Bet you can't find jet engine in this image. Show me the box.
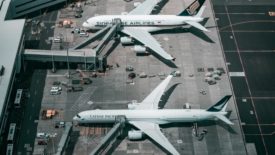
[128,100,139,110]
[132,45,147,54]
[128,130,143,140]
[120,37,133,45]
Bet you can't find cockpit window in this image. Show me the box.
[76,114,81,118]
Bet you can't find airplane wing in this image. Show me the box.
[121,27,174,60]
[136,73,173,109]
[128,0,161,15]
[129,121,180,155]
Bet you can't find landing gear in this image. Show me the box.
[192,122,208,141]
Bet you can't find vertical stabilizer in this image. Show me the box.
[178,0,206,16]
[207,95,232,112]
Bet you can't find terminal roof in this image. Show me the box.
[0,0,25,114]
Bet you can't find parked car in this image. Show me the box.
[55,121,65,128]
[79,31,89,37]
[50,86,62,95]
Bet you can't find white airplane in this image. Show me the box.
[73,73,234,155]
[82,0,208,61]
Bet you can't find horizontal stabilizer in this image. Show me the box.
[215,114,234,125]
[185,21,209,32]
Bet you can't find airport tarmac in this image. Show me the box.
[213,2,275,155]
[12,0,249,154]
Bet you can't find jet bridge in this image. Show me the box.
[90,115,126,155]
[72,18,122,56]
[71,25,113,50]
[23,18,122,71]
[24,49,96,63]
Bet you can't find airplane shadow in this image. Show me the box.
[105,127,128,155]
[189,18,215,43]
[146,50,178,68]
[65,130,80,155]
[152,18,215,44]
[104,39,121,58]
[128,124,174,155]
[159,83,182,109]
[151,0,169,15]
[160,110,237,134]
[161,119,237,135]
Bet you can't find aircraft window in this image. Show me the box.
[76,114,81,118]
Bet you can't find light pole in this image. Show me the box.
[84,51,87,71]
[66,46,70,79]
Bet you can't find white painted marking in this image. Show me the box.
[47,74,65,77]
[229,72,245,77]
[163,37,169,41]
[216,13,265,15]
[250,110,254,115]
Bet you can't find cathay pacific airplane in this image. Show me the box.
[82,0,208,61]
[73,73,234,155]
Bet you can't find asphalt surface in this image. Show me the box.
[16,69,46,155]
[1,0,253,154]
[13,9,57,155]
[212,3,275,155]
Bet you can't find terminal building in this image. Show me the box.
[0,0,73,146]
[0,0,25,145]
[0,0,110,146]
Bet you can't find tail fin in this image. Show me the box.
[178,0,206,16]
[207,95,232,112]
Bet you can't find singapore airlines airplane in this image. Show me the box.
[82,0,208,61]
[73,73,234,155]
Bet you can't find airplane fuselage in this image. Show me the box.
[83,15,203,32]
[74,109,226,124]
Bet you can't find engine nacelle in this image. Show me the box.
[120,37,133,45]
[134,2,141,7]
[133,45,147,54]
[128,130,143,140]
[128,100,139,110]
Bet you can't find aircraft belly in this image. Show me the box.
[80,117,116,124]
[128,117,169,124]
[163,117,197,122]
